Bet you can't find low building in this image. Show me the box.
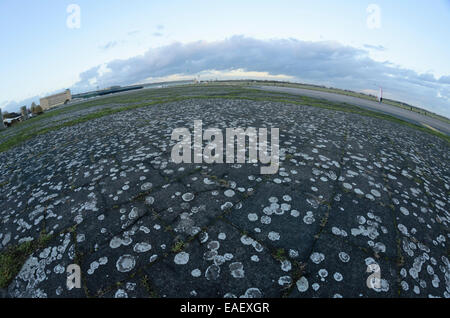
[40,89,72,110]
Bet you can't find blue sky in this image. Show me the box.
[1,0,450,116]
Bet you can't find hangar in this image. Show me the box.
[40,89,71,110]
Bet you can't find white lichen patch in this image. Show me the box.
[240,235,254,245]
[205,264,220,280]
[400,207,410,216]
[371,189,381,197]
[333,272,343,282]
[174,252,190,265]
[268,231,280,241]
[141,182,153,191]
[296,277,309,292]
[116,254,136,272]
[338,252,350,263]
[278,276,293,286]
[242,288,262,298]
[182,192,195,202]
[281,259,292,272]
[133,242,152,253]
[224,189,235,198]
[229,262,245,278]
[110,236,132,249]
[310,252,325,264]
[218,233,227,240]
[303,211,315,224]
[191,269,202,277]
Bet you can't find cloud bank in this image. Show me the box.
[4,36,450,117]
[72,36,450,117]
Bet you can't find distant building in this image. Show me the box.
[40,89,72,110]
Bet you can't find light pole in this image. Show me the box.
[373,83,383,103]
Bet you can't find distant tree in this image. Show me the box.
[30,102,36,114]
[34,105,44,115]
[2,111,8,119]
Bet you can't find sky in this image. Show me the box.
[1,0,450,117]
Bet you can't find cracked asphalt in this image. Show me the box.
[0,89,449,298]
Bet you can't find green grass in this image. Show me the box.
[273,248,286,261]
[171,240,185,253]
[0,232,53,288]
[140,275,159,298]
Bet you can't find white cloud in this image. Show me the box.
[71,36,450,117]
[99,41,118,50]
[6,36,450,117]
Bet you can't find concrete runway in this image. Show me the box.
[254,85,450,136]
[1,86,449,297]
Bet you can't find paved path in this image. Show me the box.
[0,93,449,298]
[254,85,450,136]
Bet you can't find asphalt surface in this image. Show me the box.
[254,85,450,136]
[0,90,449,298]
